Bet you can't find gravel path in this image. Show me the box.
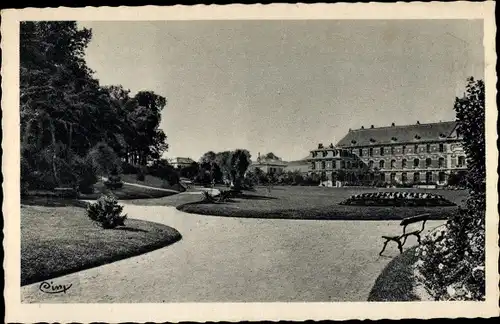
[21,203,444,303]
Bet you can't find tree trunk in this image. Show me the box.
[50,120,60,186]
[22,117,34,148]
[68,123,73,153]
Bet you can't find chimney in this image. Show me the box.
[361,126,364,129]
[391,122,395,127]
[348,128,351,132]
[370,125,374,129]
[417,121,420,124]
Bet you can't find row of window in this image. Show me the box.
[320,171,447,183]
[312,160,361,170]
[311,150,351,158]
[311,156,466,170]
[385,171,447,183]
[356,143,445,157]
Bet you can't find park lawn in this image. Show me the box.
[127,192,203,207]
[120,174,185,192]
[367,246,421,301]
[21,203,182,286]
[177,186,467,221]
[78,180,178,200]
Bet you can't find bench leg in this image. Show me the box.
[397,240,403,254]
[379,240,389,256]
[401,235,409,246]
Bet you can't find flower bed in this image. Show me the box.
[413,210,485,301]
[338,191,456,207]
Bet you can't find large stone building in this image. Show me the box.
[334,121,467,185]
[306,143,363,183]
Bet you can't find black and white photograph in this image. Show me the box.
[2,2,498,322]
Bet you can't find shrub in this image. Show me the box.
[74,155,98,194]
[122,161,138,174]
[136,166,146,181]
[104,174,123,190]
[148,159,180,185]
[87,142,121,176]
[414,77,485,301]
[87,194,127,229]
[201,191,217,203]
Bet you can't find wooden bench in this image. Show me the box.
[379,213,430,256]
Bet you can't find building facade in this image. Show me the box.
[335,121,467,185]
[169,157,195,169]
[249,153,288,174]
[306,143,364,183]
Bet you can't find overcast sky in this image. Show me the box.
[79,20,484,161]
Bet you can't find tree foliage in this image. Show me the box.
[414,77,485,301]
[20,21,169,191]
[197,149,252,187]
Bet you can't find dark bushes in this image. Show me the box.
[122,161,139,174]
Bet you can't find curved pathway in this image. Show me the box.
[21,202,444,303]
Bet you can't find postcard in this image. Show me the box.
[2,2,498,322]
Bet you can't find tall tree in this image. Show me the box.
[128,91,168,165]
[230,149,251,189]
[20,21,99,187]
[215,151,233,181]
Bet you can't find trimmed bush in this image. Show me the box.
[104,174,124,190]
[87,194,127,229]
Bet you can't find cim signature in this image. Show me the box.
[39,281,73,294]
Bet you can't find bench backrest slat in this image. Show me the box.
[400,213,431,226]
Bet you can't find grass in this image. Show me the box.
[127,191,202,207]
[176,186,466,221]
[21,202,182,286]
[367,246,420,301]
[78,180,178,200]
[120,174,185,192]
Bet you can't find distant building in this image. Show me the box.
[335,121,467,185]
[307,142,362,183]
[169,157,195,169]
[249,153,288,174]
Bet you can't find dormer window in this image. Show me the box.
[351,140,357,145]
[369,138,376,143]
[439,133,446,138]
[391,137,397,141]
[414,134,421,140]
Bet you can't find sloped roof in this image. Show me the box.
[253,157,288,166]
[172,157,194,164]
[336,121,458,147]
[285,160,306,166]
